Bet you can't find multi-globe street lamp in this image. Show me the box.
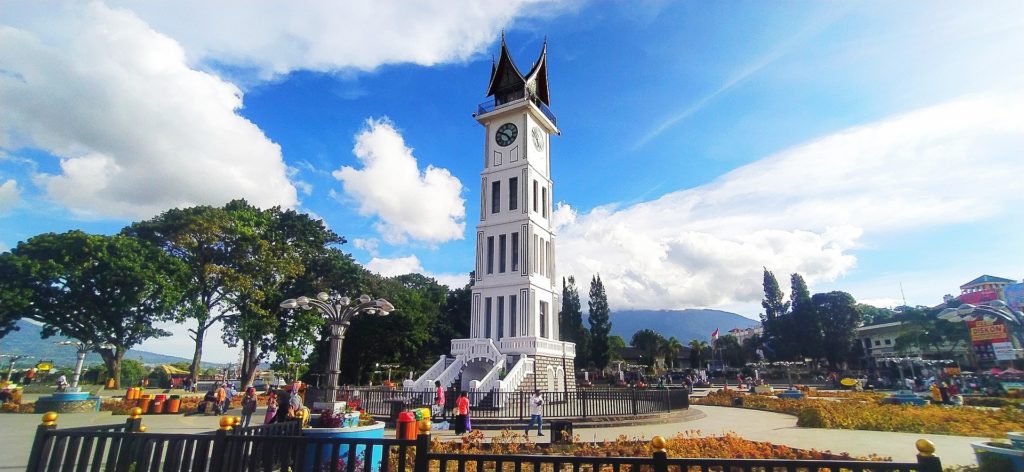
[56,341,115,392]
[938,301,1024,360]
[1,354,34,382]
[280,293,394,408]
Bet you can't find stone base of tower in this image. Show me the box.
[525,354,577,393]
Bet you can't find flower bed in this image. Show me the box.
[425,429,888,461]
[694,390,1024,437]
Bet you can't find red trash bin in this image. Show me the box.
[396,411,417,440]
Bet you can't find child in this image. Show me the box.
[240,387,258,428]
[264,392,279,424]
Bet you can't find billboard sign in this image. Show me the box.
[993,341,1018,361]
[969,320,1009,343]
[960,289,999,305]
[1005,283,1024,312]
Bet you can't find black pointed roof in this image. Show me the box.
[485,38,550,107]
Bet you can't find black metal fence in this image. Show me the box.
[27,413,942,472]
[327,388,689,421]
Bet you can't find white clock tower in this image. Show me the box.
[406,38,575,397]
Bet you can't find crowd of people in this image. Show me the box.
[196,380,306,426]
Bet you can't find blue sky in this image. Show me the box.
[2,1,1022,362]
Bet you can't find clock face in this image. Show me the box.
[495,123,518,147]
[531,127,545,151]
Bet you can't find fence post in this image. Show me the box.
[414,422,431,472]
[631,387,638,416]
[208,416,235,471]
[124,407,144,432]
[651,436,668,472]
[26,412,58,472]
[519,391,525,421]
[581,389,588,418]
[915,439,942,472]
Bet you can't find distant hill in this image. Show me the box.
[0,320,224,369]
[610,309,759,343]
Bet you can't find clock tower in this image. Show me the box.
[405,38,576,397]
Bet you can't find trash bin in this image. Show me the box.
[551,421,573,444]
[732,396,744,407]
[396,411,417,440]
[149,400,163,414]
[165,395,181,414]
[139,395,153,413]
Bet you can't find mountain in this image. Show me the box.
[0,320,224,369]
[609,309,759,343]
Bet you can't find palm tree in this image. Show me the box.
[663,337,683,370]
[688,339,709,369]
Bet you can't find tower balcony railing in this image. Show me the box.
[477,93,557,126]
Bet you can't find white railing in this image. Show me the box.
[404,355,448,390]
[498,337,576,358]
[434,355,465,391]
[451,338,503,364]
[469,355,506,406]
[498,356,534,394]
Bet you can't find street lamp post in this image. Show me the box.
[56,341,115,392]
[1,354,34,382]
[281,293,394,409]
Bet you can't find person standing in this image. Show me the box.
[240,387,258,427]
[525,390,544,436]
[25,368,36,385]
[214,383,227,414]
[263,392,278,424]
[454,391,469,435]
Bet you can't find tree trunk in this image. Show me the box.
[99,348,124,389]
[189,324,207,385]
[240,339,260,388]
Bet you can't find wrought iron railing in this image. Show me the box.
[477,94,557,126]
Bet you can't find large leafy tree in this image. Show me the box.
[559,276,590,368]
[588,274,612,370]
[0,250,29,340]
[893,305,970,360]
[123,205,235,385]
[0,231,187,385]
[713,335,745,367]
[813,291,862,368]
[759,268,790,360]
[220,201,344,388]
[630,329,664,366]
[790,273,822,360]
[662,336,684,370]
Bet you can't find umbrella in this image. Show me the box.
[990,367,1003,375]
[999,368,1024,376]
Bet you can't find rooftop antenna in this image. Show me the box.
[900,281,908,308]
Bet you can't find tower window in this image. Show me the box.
[542,187,548,218]
[485,297,492,339]
[532,234,538,274]
[510,295,517,336]
[539,301,548,338]
[492,180,500,214]
[497,296,504,339]
[499,234,507,273]
[509,177,518,211]
[511,232,519,272]
[486,236,494,274]
[533,180,538,212]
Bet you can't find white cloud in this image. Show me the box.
[0,3,297,219]
[558,94,1024,310]
[334,118,465,244]
[353,238,381,256]
[102,0,571,79]
[365,254,468,289]
[0,179,20,213]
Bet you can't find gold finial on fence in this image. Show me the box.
[129,407,143,419]
[41,411,58,427]
[219,416,234,431]
[418,419,431,434]
[138,425,147,433]
[915,439,936,457]
[232,416,241,426]
[651,436,667,453]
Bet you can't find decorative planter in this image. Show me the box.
[972,441,1024,471]
[303,422,385,472]
[888,391,928,406]
[777,389,805,400]
[1007,432,1024,450]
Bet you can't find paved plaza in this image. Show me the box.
[0,403,982,470]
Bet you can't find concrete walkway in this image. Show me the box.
[0,405,983,470]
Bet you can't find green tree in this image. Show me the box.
[0,249,28,340]
[759,268,790,360]
[0,231,187,385]
[790,273,822,361]
[662,336,684,370]
[688,339,709,369]
[812,291,862,368]
[857,304,895,325]
[124,205,236,385]
[630,329,664,366]
[559,276,590,368]
[893,305,970,360]
[587,274,612,370]
[713,335,744,367]
[221,201,345,388]
[608,335,626,361]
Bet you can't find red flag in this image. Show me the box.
[711,328,719,340]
